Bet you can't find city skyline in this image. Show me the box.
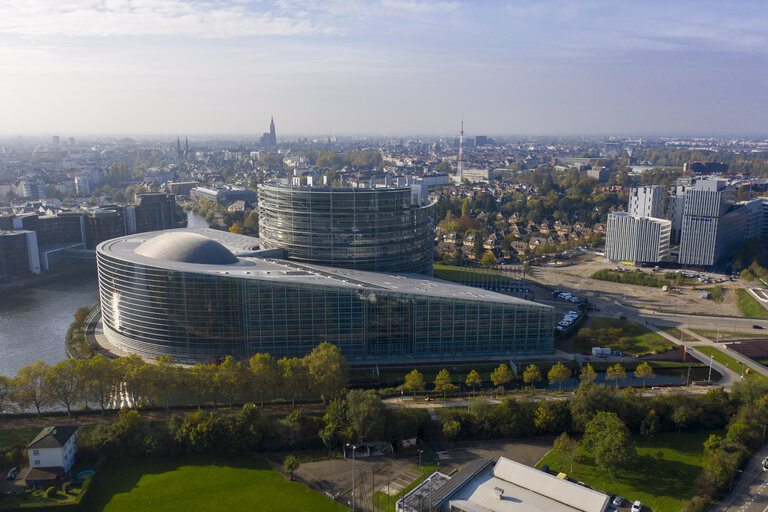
[1,0,768,136]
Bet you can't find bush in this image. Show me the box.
[45,486,57,498]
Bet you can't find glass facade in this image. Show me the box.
[258,184,434,275]
[97,251,555,364]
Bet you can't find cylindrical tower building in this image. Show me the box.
[258,183,433,275]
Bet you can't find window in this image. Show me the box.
[33,449,39,455]
[33,460,40,466]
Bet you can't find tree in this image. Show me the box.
[579,363,597,384]
[403,369,425,398]
[228,221,244,234]
[345,389,385,442]
[249,353,280,407]
[633,362,655,389]
[548,362,571,392]
[306,342,348,405]
[189,363,214,409]
[553,432,578,473]
[605,363,626,390]
[443,419,461,441]
[640,409,661,438]
[320,398,348,452]
[491,364,513,394]
[13,361,51,417]
[218,356,247,408]
[44,359,80,418]
[522,364,542,391]
[0,376,15,417]
[243,211,259,234]
[434,369,457,398]
[461,198,470,217]
[283,455,300,481]
[480,252,497,267]
[87,355,121,414]
[703,434,723,454]
[279,357,308,407]
[581,411,636,479]
[465,370,482,396]
[151,355,179,411]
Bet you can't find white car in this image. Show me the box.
[612,496,624,506]
[631,501,642,512]
[762,456,768,471]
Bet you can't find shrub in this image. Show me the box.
[45,486,57,498]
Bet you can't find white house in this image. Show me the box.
[24,426,78,486]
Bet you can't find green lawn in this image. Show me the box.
[536,430,720,512]
[82,456,341,512]
[573,317,675,356]
[0,427,39,448]
[736,289,768,319]
[693,345,767,382]
[371,465,438,512]
[433,264,518,285]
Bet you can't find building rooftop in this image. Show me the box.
[98,228,549,307]
[26,426,78,450]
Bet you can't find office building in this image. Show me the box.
[628,185,665,219]
[191,186,256,205]
[258,182,434,275]
[0,230,40,277]
[605,213,671,264]
[587,167,610,183]
[96,228,555,365]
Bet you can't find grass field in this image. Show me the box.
[659,326,697,342]
[536,430,720,511]
[371,465,438,512]
[433,264,519,285]
[693,345,767,382]
[573,317,675,356]
[82,456,341,512]
[736,289,768,319]
[689,329,768,341]
[0,427,39,448]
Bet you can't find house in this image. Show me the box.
[23,426,78,487]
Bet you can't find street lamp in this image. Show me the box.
[708,354,714,382]
[346,443,360,511]
[418,449,423,471]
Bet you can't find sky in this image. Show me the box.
[1,0,767,136]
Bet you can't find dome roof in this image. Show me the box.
[135,232,238,265]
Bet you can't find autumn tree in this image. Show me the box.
[633,362,655,389]
[553,432,578,473]
[249,353,280,407]
[13,361,51,417]
[306,342,348,405]
[581,411,636,479]
[283,455,300,481]
[403,369,425,398]
[279,357,308,407]
[43,359,80,418]
[0,376,15,417]
[490,364,513,394]
[548,362,571,392]
[87,355,121,414]
[465,370,482,396]
[579,363,597,384]
[606,363,627,390]
[522,364,542,391]
[434,369,457,398]
[218,356,247,408]
[152,355,179,411]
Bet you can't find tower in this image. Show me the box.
[185,137,189,155]
[457,118,464,183]
[269,117,276,148]
[176,137,182,159]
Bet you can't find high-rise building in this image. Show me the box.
[628,186,665,219]
[605,213,671,264]
[678,180,742,266]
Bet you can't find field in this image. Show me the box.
[736,289,768,319]
[82,456,341,512]
[536,430,720,511]
[573,317,675,356]
[693,345,767,382]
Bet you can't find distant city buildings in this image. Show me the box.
[190,185,255,205]
[259,117,277,149]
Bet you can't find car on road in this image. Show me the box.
[762,457,768,471]
[6,467,18,480]
[755,325,765,330]
[612,495,625,506]
[631,500,642,512]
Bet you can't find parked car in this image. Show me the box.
[762,457,768,471]
[612,495,625,506]
[631,501,642,512]
[6,467,18,480]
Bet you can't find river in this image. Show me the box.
[0,211,211,377]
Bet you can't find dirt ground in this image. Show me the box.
[294,438,553,512]
[529,257,745,316]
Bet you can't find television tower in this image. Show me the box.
[457,118,464,182]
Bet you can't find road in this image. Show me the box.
[711,444,768,512]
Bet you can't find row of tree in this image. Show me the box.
[0,342,348,418]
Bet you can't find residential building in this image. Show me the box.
[23,426,78,487]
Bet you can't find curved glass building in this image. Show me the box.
[97,229,555,364]
[258,183,434,275]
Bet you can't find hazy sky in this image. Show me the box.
[1,0,767,136]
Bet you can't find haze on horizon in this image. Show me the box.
[1,0,767,137]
